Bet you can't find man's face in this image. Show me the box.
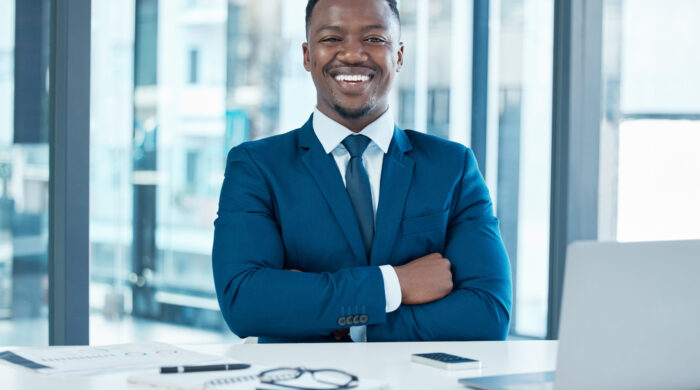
[303,0,403,124]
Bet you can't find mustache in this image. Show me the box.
[324,61,379,74]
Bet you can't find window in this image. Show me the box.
[397,0,471,145]
[489,0,554,338]
[2,0,689,346]
[91,0,233,344]
[599,0,700,242]
[87,0,559,343]
[0,0,51,346]
[88,0,477,343]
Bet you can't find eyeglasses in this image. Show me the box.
[257,366,359,390]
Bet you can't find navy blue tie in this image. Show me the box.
[342,135,374,258]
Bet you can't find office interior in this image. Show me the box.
[1,0,699,347]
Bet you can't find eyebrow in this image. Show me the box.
[315,25,343,34]
[361,25,389,31]
[314,24,389,34]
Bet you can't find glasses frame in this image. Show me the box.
[257,366,359,390]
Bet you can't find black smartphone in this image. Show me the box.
[411,352,482,370]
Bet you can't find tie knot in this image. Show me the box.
[342,135,371,157]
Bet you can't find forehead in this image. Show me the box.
[309,0,398,33]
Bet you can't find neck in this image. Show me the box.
[317,105,389,133]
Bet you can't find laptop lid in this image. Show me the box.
[555,240,700,389]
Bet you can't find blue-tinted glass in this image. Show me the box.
[600,0,700,242]
[0,0,50,346]
[492,0,554,338]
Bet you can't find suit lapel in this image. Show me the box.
[370,126,414,266]
[298,118,367,263]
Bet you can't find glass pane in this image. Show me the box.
[0,0,51,346]
[397,0,472,145]
[600,0,700,242]
[90,0,238,344]
[490,0,554,338]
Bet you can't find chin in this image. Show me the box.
[333,102,374,121]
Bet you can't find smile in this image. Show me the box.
[334,74,371,82]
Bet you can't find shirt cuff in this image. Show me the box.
[349,325,367,342]
[379,265,402,313]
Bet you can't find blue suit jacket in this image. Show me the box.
[213,117,511,342]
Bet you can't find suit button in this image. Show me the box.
[352,315,360,325]
[345,315,354,325]
[338,317,346,326]
[359,314,368,324]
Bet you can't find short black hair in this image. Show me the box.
[305,0,401,36]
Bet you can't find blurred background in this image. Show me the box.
[1,0,698,345]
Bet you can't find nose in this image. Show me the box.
[336,38,368,64]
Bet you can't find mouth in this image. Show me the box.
[329,69,375,94]
[334,74,371,83]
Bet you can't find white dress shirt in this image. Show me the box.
[312,108,402,342]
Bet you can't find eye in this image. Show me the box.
[320,37,341,43]
[366,37,387,43]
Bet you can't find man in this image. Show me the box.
[212,0,511,343]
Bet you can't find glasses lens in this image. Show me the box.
[260,368,300,382]
[312,370,354,386]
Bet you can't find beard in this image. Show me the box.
[333,102,372,120]
[331,93,377,121]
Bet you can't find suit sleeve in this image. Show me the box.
[367,148,512,341]
[213,145,387,339]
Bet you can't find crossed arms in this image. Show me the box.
[212,145,512,341]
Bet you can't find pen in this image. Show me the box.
[160,363,251,374]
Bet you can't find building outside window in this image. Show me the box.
[0,0,51,346]
[599,0,700,243]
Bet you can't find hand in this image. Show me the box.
[394,253,453,305]
[332,328,350,341]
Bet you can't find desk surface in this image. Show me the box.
[2,340,557,389]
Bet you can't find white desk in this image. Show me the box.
[2,340,557,389]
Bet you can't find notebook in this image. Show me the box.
[127,365,390,390]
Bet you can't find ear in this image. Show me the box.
[302,42,311,72]
[396,42,405,72]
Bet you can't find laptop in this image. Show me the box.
[460,240,700,390]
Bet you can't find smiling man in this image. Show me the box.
[212,0,512,343]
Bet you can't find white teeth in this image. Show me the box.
[335,74,370,82]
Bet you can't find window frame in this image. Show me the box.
[48,0,91,345]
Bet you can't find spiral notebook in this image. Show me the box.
[127,365,390,390]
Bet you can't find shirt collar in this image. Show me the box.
[312,107,394,155]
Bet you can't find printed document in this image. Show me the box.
[0,342,229,376]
